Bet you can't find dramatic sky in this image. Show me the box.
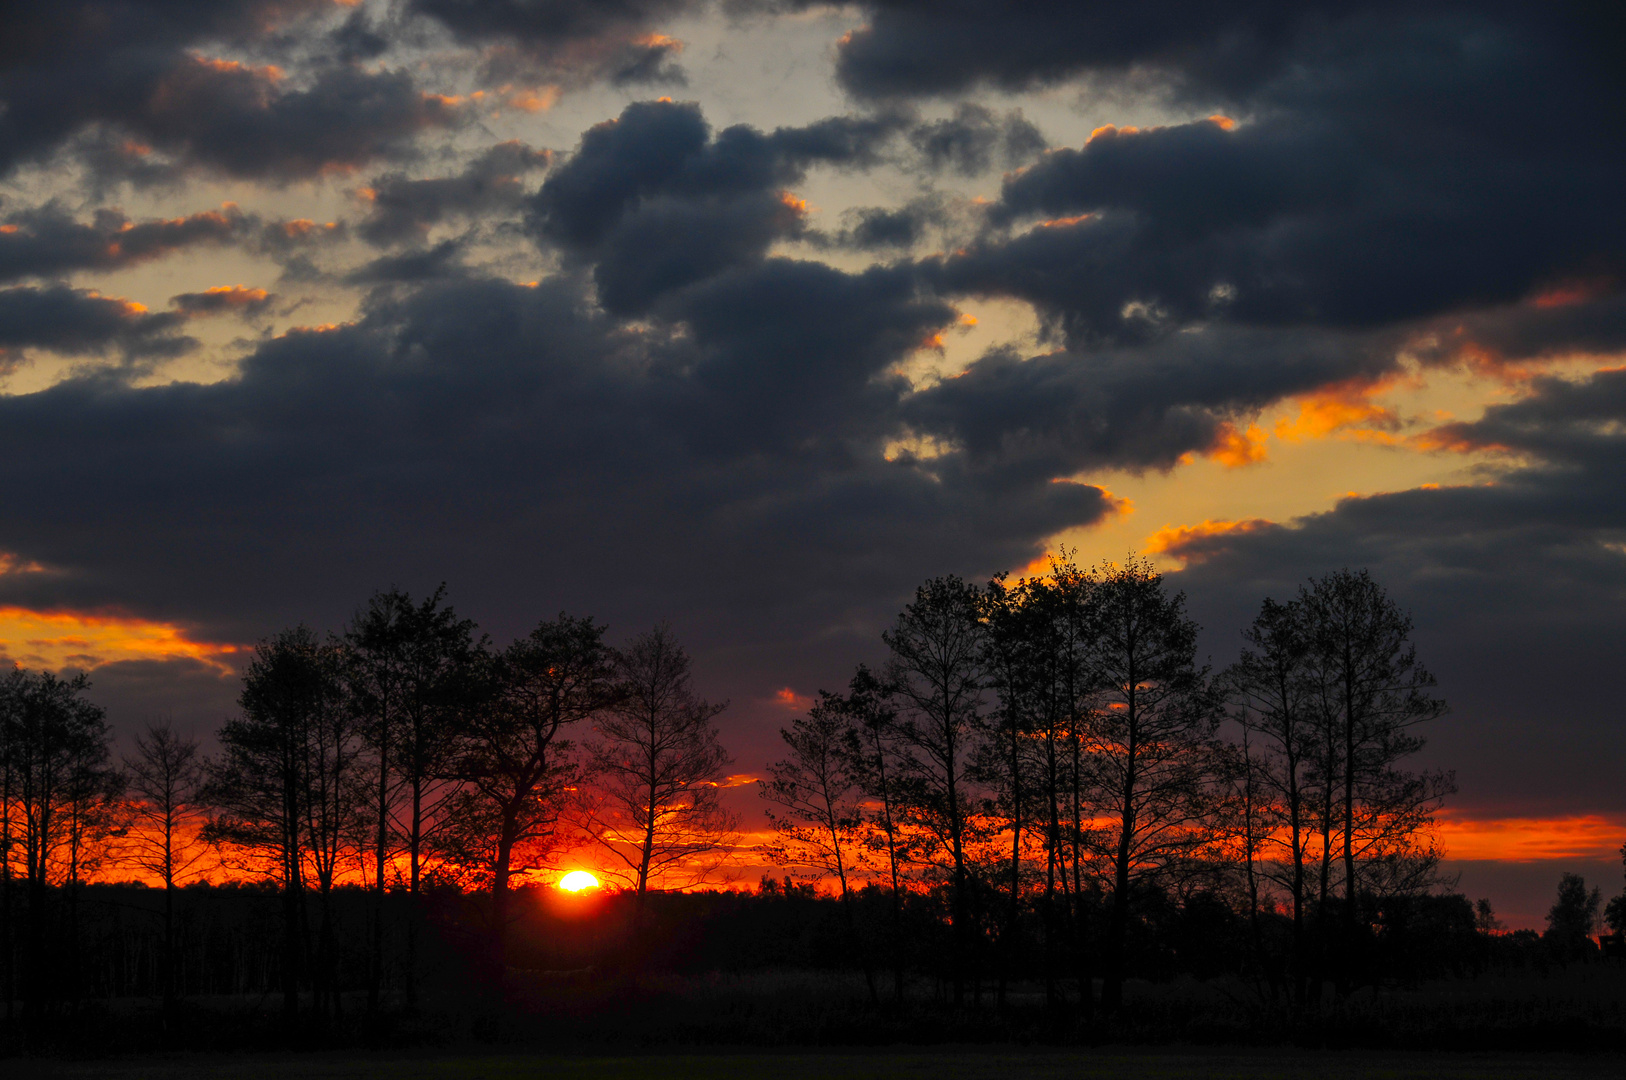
[3,1,1622,924]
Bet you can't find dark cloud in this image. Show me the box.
[411,0,700,87]
[0,273,1112,697]
[835,197,949,251]
[345,238,471,284]
[902,324,1396,480]
[0,204,250,284]
[169,285,277,319]
[909,104,1047,176]
[0,285,193,369]
[359,141,553,246]
[531,100,908,314]
[0,1,464,180]
[821,1,1626,108]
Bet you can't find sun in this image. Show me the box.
[557,870,601,892]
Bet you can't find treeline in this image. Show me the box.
[758,557,1458,1016]
[4,559,1623,1049]
[0,593,737,1029]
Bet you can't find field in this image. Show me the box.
[8,1048,1626,1080]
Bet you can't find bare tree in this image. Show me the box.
[205,625,355,1025]
[2,669,120,1014]
[883,575,987,1005]
[439,614,619,969]
[759,690,874,1000]
[122,722,210,1021]
[1298,569,1450,991]
[345,585,479,1006]
[1222,597,1318,1003]
[834,665,910,1002]
[584,625,736,906]
[1086,558,1222,1013]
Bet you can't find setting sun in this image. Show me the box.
[557,870,600,892]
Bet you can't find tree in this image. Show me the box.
[439,614,619,969]
[834,665,910,1002]
[584,625,736,906]
[345,585,480,1005]
[1297,569,1451,990]
[1544,872,1602,962]
[758,690,874,1000]
[122,722,210,1022]
[1,668,120,1014]
[205,626,356,1025]
[1086,558,1222,1013]
[883,575,987,1004]
[1222,596,1318,1003]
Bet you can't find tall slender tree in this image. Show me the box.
[206,626,353,1027]
[1087,558,1221,1013]
[584,625,736,906]
[759,691,875,1000]
[1298,569,1450,991]
[836,665,910,1002]
[883,576,986,1004]
[345,585,479,1005]
[3,669,119,1015]
[1223,597,1318,1003]
[122,722,210,1024]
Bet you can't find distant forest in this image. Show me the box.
[2,558,1623,1050]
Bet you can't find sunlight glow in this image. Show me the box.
[558,870,601,892]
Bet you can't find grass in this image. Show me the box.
[8,1047,1626,1080]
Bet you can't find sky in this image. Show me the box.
[2,1,1623,927]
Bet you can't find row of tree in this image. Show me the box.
[759,557,1454,1014]
[0,593,737,1024]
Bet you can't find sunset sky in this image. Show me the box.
[2,1,1623,926]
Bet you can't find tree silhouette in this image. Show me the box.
[205,625,355,1024]
[1086,558,1221,1013]
[345,585,480,1004]
[1,668,120,1014]
[440,614,619,969]
[1544,872,1602,962]
[758,688,875,1000]
[584,625,736,906]
[883,575,987,1004]
[1298,569,1451,991]
[122,722,210,1024]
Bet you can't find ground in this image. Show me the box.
[9,1049,1626,1080]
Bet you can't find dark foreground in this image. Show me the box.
[7,1047,1626,1080]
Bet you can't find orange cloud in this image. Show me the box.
[0,606,239,673]
[1145,518,1275,565]
[1206,421,1268,468]
[1529,277,1614,309]
[1436,811,1626,862]
[1274,376,1404,443]
[774,687,813,711]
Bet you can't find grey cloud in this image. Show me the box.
[0,2,464,180]
[909,104,1047,177]
[0,285,194,367]
[0,273,1112,684]
[411,0,700,88]
[0,204,251,284]
[902,324,1397,480]
[531,100,910,314]
[359,141,553,246]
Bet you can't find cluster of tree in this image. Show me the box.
[759,557,1458,1014]
[0,592,736,1028]
[6,560,1622,1045]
